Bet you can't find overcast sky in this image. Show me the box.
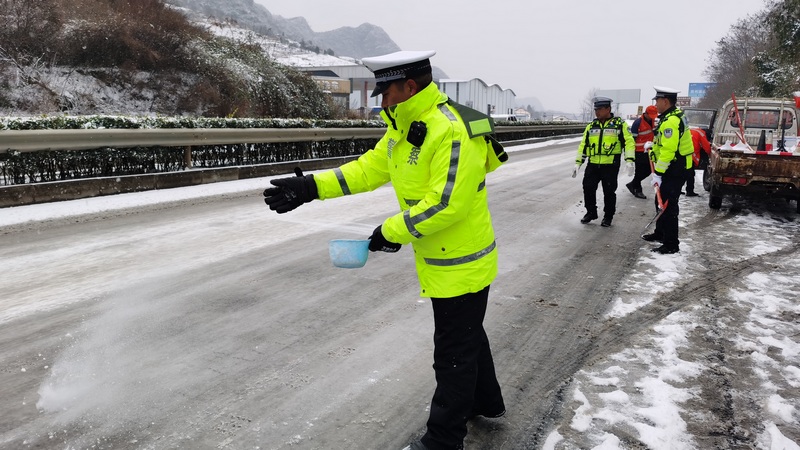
[256,1,770,115]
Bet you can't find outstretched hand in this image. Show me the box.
[263,168,318,213]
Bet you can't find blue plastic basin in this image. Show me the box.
[329,239,370,268]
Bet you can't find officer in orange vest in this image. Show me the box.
[685,128,711,196]
[625,105,658,199]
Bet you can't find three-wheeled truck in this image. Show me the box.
[691,97,800,212]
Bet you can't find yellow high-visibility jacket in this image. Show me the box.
[653,107,694,173]
[576,116,635,165]
[314,82,500,298]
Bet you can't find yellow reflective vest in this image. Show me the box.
[576,116,635,165]
[313,82,500,298]
[653,107,694,173]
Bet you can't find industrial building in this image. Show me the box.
[438,79,516,117]
[300,64,516,118]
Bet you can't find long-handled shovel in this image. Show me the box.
[643,154,668,232]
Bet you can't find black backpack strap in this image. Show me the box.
[582,123,592,157]
[614,117,627,147]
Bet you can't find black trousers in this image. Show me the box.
[685,166,698,194]
[421,286,504,450]
[582,158,621,218]
[653,165,687,247]
[629,151,651,191]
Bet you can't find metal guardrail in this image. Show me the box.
[0,123,585,208]
[0,128,384,153]
[0,124,585,153]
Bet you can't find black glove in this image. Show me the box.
[368,225,401,253]
[263,168,318,213]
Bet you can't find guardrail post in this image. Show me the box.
[184,146,192,169]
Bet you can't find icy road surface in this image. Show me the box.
[1,139,798,449]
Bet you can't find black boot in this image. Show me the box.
[652,244,679,254]
[580,211,598,224]
[641,232,663,242]
[634,189,647,199]
[601,216,613,227]
[685,191,699,197]
[625,182,637,197]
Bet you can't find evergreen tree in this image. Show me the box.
[765,0,800,63]
[763,0,800,94]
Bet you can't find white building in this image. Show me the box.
[438,78,516,117]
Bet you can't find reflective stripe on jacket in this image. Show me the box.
[313,82,498,298]
[631,116,656,152]
[576,116,635,165]
[653,107,694,173]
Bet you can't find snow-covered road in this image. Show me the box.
[1,138,798,449]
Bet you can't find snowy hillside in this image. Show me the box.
[201,17,359,68]
[0,4,341,118]
[166,0,400,59]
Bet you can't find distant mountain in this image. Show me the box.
[516,96,544,112]
[166,0,400,59]
[317,24,400,59]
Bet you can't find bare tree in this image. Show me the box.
[701,12,770,107]
[0,0,61,60]
[580,88,598,122]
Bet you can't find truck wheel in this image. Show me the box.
[709,186,722,209]
[702,168,711,192]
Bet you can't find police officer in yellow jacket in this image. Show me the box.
[263,50,506,450]
[642,86,694,254]
[574,97,635,227]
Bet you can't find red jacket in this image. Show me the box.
[631,115,656,152]
[690,128,711,166]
